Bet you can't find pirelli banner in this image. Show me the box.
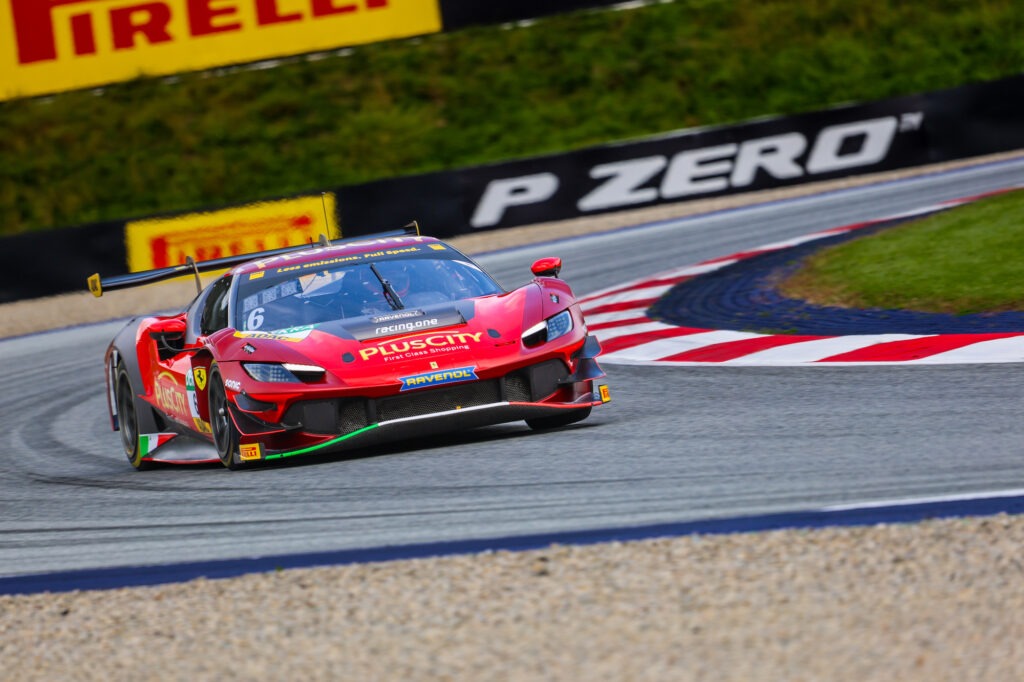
[124,194,340,271]
[0,0,620,101]
[0,194,341,302]
[0,1,440,100]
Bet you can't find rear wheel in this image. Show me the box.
[526,406,592,431]
[208,368,243,470]
[115,363,154,470]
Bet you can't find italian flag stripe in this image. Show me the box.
[139,433,176,457]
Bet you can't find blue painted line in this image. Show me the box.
[649,212,1024,335]
[3,494,1024,596]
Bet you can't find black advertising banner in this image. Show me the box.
[4,76,1024,302]
[0,220,126,303]
[334,170,464,238]
[336,75,1024,235]
[439,0,623,30]
[445,76,1024,231]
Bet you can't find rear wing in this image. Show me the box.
[87,223,420,297]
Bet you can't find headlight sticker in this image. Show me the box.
[546,310,573,341]
[234,325,315,342]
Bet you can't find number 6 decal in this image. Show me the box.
[247,307,265,330]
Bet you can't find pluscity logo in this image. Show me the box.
[470,114,922,227]
[359,332,483,361]
[399,366,477,392]
[11,0,390,65]
[154,373,188,418]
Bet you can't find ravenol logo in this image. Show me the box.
[399,366,478,392]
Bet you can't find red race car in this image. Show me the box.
[88,227,609,470]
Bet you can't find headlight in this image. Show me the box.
[522,310,574,347]
[243,363,325,383]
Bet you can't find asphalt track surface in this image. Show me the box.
[1,159,1023,579]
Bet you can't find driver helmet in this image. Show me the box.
[383,262,412,297]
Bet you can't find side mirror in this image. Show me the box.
[149,318,187,361]
[531,257,562,278]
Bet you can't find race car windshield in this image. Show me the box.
[234,252,503,332]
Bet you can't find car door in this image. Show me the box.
[151,275,232,433]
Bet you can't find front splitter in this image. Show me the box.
[262,398,603,461]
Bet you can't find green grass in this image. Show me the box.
[1,0,1023,235]
[778,190,1024,314]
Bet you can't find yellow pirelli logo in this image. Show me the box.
[125,195,340,272]
[0,0,442,101]
[239,443,262,461]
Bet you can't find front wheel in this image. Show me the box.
[526,406,592,431]
[208,368,244,470]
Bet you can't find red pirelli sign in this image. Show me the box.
[0,0,441,100]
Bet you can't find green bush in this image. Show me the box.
[1,0,1022,235]
[779,190,1024,314]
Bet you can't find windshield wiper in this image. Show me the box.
[369,264,404,310]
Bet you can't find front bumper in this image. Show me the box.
[228,350,608,462]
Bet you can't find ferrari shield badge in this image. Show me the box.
[193,367,207,391]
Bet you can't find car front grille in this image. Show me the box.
[284,398,369,435]
[503,371,532,402]
[284,359,571,434]
[339,399,370,433]
[377,380,502,422]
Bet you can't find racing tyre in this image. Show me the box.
[208,367,244,470]
[115,363,155,470]
[526,406,592,431]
